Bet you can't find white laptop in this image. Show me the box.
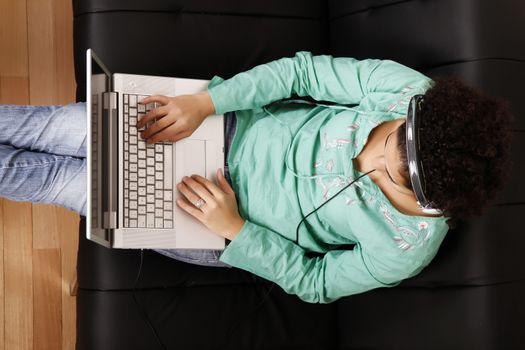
[86,48,225,250]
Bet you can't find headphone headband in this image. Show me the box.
[406,94,443,216]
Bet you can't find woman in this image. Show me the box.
[0,51,513,303]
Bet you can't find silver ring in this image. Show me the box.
[194,198,205,209]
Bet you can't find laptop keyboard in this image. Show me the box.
[123,93,174,229]
[91,94,100,228]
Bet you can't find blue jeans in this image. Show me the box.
[0,103,237,268]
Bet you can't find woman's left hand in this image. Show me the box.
[176,168,245,240]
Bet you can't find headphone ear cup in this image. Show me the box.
[421,207,443,215]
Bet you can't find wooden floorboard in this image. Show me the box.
[33,248,62,350]
[4,201,34,350]
[0,0,78,349]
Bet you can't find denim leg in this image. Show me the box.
[0,144,87,216]
[153,248,232,268]
[0,103,87,158]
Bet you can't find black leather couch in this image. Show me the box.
[73,1,525,349]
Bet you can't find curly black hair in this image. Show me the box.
[396,76,514,228]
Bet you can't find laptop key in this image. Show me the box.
[147,213,155,227]
[164,145,172,189]
[138,215,146,227]
[164,220,172,228]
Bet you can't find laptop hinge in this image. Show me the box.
[104,212,117,229]
[102,91,118,229]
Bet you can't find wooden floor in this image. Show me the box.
[0,0,79,349]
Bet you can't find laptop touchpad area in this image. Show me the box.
[175,138,218,180]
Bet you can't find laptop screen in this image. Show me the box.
[87,49,114,246]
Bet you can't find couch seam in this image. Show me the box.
[73,9,325,21]
[329,0,417,21]
[78,281,272,292]
[423,57,525,71]
[397,276,525,290]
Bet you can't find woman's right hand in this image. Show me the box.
[136,91,216,144]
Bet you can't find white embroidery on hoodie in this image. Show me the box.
[322,132,357,150]
[387,85,428,113]
[379,202,432,251]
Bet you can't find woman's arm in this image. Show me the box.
[207,51,431,115]
[219,220,422,304]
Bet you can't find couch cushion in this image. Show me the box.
[336,279,525,350]
[328,0,525,68]
[73,0,329,101]
[76,285,338,350]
